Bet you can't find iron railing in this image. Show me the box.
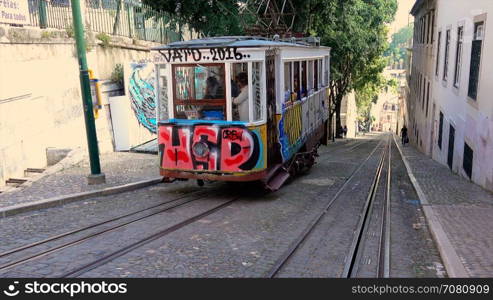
[22,0,182,43]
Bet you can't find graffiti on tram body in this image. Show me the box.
[128,63,157,134]
[278,102,304,161]
[157,47,251,63]
[159,124,266,172]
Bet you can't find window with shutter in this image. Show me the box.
[463,143,473,179]
[468,22,484,100]
[438,112,444,149]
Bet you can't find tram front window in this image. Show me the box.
[173,64,226,120]
[231,63,249,122]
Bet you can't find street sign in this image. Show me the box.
[0,0,30,25]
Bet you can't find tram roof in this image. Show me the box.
[152,36,330,50]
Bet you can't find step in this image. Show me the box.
[6,178,28,186]
[264,166,290,192]
[25,168,45,173]
[24,168,46,176]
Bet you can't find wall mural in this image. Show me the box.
[128,62,157,134]
[159,124,266,172]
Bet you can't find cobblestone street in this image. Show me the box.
[0,134,446,278]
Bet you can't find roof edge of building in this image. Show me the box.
[410,0,424,16]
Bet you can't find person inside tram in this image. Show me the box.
[231,79,240,98]
[232,72,249,121]
[293,77,307,100]
[204,76,221,99]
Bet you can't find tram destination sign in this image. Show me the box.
[0,0,29,25]
[156,47,251,63]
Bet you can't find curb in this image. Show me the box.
[392,134,469,278]
[0,177,163,219]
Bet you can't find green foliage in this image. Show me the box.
[96,32,111,48]
[384,24,413,67]
[111,64,124,87]
[142,0,398,135]
[142,0,244,36]
[65,25,74,38]
[301,0,397,135]
[41,31,56,39]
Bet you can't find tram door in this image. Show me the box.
[265,49,281,166]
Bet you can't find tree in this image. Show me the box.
[142,0,245,37]
[355,75,396,132]
[307,0,397,137]
[144,0,397,139]
[384,24,413,68]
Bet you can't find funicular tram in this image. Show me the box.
[152,36,331,191]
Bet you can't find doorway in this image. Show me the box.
[447,125,455,170]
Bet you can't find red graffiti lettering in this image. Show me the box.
[222,129,243,141]
[224,155,244,166]
[220,128,254,171]
[159,125,260,172]
[192,126,219,170]
[159,125,193,169]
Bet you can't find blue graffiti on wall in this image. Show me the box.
[129,63,157,134]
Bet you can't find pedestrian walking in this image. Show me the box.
[343,125,348,138]
[400,125,408,145]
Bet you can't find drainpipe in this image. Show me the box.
[70,0,105,185]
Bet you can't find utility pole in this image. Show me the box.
[70,0,106,185]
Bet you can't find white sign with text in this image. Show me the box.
[0,0,30,25]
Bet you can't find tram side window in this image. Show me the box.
[173,64,225,120]
[301,61,307,99]
[252,62,263,122]
[158,64,169,121]
[284,62,292,102]
[293,61,300,100]
[308,60,314,94]
[323,56,329,86]
[231,63,249,121]
[314,60,319,91]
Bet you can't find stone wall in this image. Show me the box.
[0,24,163,187]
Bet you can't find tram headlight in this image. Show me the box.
[192,142,210,157]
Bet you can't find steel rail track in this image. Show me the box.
[380,135,392,278]
[343,134,392,278]
[266,136,385,278]
[61,197,239,278]
[0,190,212,272]
[318,138,373,157]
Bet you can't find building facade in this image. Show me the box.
[408,0,493,191]
[340,92,358,138]
[371,69,403,133]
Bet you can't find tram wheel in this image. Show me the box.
[197,179,205,187]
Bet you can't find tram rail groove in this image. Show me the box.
[319,139,372,157]
[381,137,392,278]
[0,190,214,272]
[61,197,239,278]
[343,135,392,278]
[266,137,385,278]
[342,138,387,278]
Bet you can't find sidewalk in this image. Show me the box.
[0,152,160,210]
[395,136,493,277]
